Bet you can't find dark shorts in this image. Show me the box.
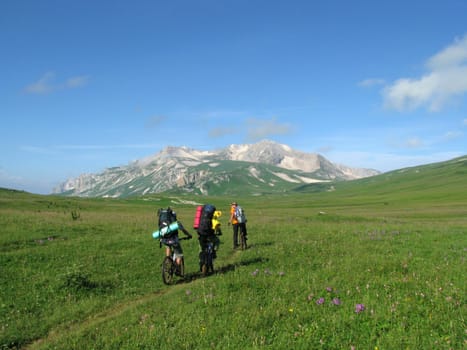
[161,236,184,258]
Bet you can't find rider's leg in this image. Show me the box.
[198,236,206,271]
[233,223,239,248]
[172,244,184,275]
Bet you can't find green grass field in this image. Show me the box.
[1,159,466,349]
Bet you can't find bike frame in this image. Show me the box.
[161,236,189,285]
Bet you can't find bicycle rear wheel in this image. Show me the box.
[240,233,247,250]
[206,247,214,274]
[162,256,174,285]
[200,249,213,276]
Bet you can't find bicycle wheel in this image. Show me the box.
[200,249,211,276]
[162,256,174,285]
[240,233,247,250]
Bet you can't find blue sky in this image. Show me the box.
[1,0,466,194]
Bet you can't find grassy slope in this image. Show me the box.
[0,157,466,349]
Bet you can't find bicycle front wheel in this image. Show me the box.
[162,256,174,285]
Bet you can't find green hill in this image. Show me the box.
[293,155,467,204]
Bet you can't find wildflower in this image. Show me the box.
[185,289,192,296]
[251,269,259,276]
[332,298,341,305]
[278,271,285,276]
[289,308,294,313]
[307,293,314,301]
[355,303,365,313]
[326,286,333,292]
[316,297,325,305]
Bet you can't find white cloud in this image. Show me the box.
[358,78,385,87]
[245,117,294,141]
[24,71,56,94]
[145,115,167,129]
[404,137,425,148]
[65,75,90,88]
[209,126,237,138]
[383,34,467,112]
[24,72,90,94]
[441,131,463,142]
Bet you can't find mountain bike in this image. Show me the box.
[161,237,191,285]
[199,234,220,276]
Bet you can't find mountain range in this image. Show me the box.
[53,140,380,198]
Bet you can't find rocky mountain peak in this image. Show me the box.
[53,140,380,197]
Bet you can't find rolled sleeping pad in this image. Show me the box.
[193,205,203,229]
[152,221,180,239]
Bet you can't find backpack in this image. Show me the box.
[197,204,216,236]
[158,208,178,236]
[235,206,247,224]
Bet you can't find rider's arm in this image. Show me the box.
[178,221,193,238]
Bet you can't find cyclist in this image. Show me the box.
[229,202,247,249]
[159,208,192,275]
[197,206,221,270]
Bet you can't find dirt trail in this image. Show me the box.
[24,288,168,349]
[24,249,251,349]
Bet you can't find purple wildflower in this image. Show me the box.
[316,297,325,305]
[251,269,259,276]
[355,303,365,313]
[332,298,341,305]
[326,286,333,293]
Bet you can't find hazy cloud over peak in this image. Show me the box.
[245,117,294,141]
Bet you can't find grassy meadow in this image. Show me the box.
[1,160,466,349]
